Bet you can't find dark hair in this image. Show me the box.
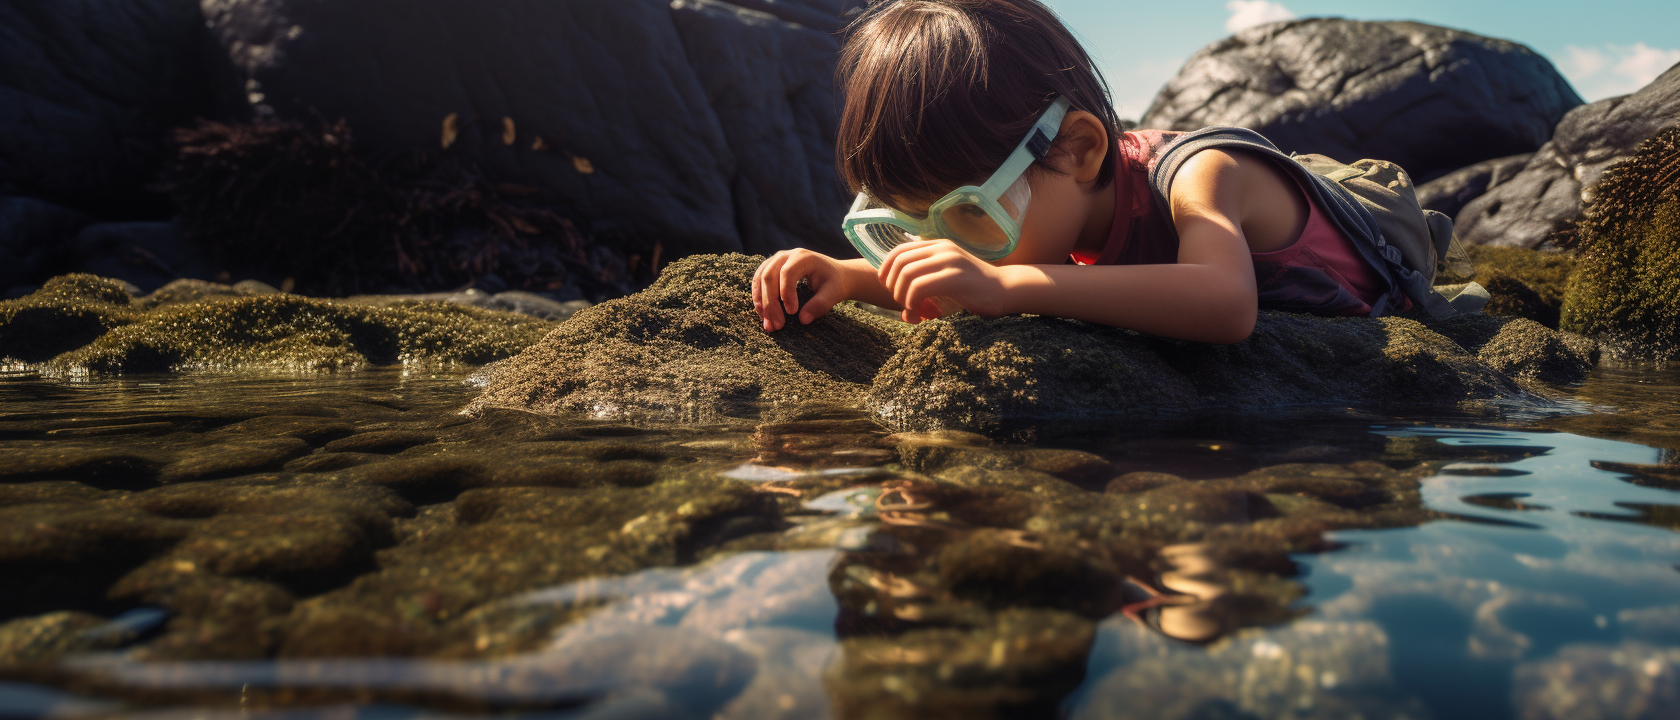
[835,0,1124,209]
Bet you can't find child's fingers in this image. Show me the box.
[886,253,956,308]
[797,278,846,324]
[879,242,943,299]
[752,254,785,330]
[777,259,805,317]
[899,267,961,322]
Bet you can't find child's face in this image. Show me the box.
[899,111,1107,266]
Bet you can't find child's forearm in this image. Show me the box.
[997,262,1258,343]
[836,258,905,310]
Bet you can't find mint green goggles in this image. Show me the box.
[842,97,1071,267]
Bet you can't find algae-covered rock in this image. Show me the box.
[1428,314,1597,385]
[1465,245,1577,328]
[868,311,1528,432]
[1560,125,1680,360]
[468,254,902,422]
[0,275,137,362]
[0,274,555,372]
[472,254,1596,432]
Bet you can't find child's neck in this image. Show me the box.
[1071,176,1117,258]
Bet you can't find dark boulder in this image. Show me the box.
[1456,62,1680,248]
[1139,19,1582,182]
[200,0,861,260]
[66,222,218,294]
[0,0,215,217]
[0,197,93,295]
[1415,154,1533,221]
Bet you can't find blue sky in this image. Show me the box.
[1040,0,1680,118]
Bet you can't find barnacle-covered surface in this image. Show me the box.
[1561,125,1680,360]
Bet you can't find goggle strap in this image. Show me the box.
[1027,129,1051,160]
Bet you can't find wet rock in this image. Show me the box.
[1140,19,1581,182]
[279,602,444,658]
[324,430,440,454]
[0,441,167,489]
[0,274,555,373]
[829,609,1095,718]
[109,573,295,660]
[0,612,109,665]
[869,311,1528,433]
[1512,642,1680,720]
[468,254,902,423]
[1416,153,1534,220]
[157,437,312,483]
[209,415,355,445]
[282,452,385,473]
[937,529,1121,617]
[1457,63,1680,249]
[1556,125,1680,360]
[355,289,592,322]
[0,275,137,363]
[1428,314,1597,385]
[133,278,274,310]
[0,503,192,617]
[1465,245,1578,329]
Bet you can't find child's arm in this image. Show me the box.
[879,149,1282,344]
[752,250,902,331]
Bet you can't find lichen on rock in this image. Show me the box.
[1559,125,1680,360]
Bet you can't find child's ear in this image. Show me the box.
[1053,110,1109,184]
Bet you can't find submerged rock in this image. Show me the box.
[0,274,554,372]
[1558,125,1680,360]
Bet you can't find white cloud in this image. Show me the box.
[1559,42,1680,101]
[1224,1,1295,34]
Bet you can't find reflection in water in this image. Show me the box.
[3,371,1680,719]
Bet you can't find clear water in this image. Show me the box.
[2,366,1678,720]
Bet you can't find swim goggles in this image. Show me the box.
[842,96,1071,267]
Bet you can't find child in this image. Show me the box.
[752,0,1421,344]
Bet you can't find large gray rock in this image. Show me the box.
[1415,153,1533,221]
[200,0,860,259]
[1140,19,1582,183]
[0,0,214,216]
[1456,62,1680,248]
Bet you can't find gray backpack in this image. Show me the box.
[1147,127,1482,318]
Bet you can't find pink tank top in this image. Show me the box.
[1071,130,1393,317]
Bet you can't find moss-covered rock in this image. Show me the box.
[468,253,903,423]
[1465,245,1577,328]
[0,275,555,372]
[867,312,1529,432]
[1560,125,1680,360]
[476,254,1595,433]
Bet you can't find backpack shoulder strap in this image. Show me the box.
[1145,127,1456,319]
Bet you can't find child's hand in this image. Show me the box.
[753,249,853,331]
[878,239,1011,322]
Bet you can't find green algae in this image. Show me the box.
[1560,125,1680,360]
[475,253,1592,434]
[468,253,904,423]
[1466,245,1578,328]
[0,275,555,373]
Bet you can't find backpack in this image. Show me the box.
[1146,127,1483,318]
